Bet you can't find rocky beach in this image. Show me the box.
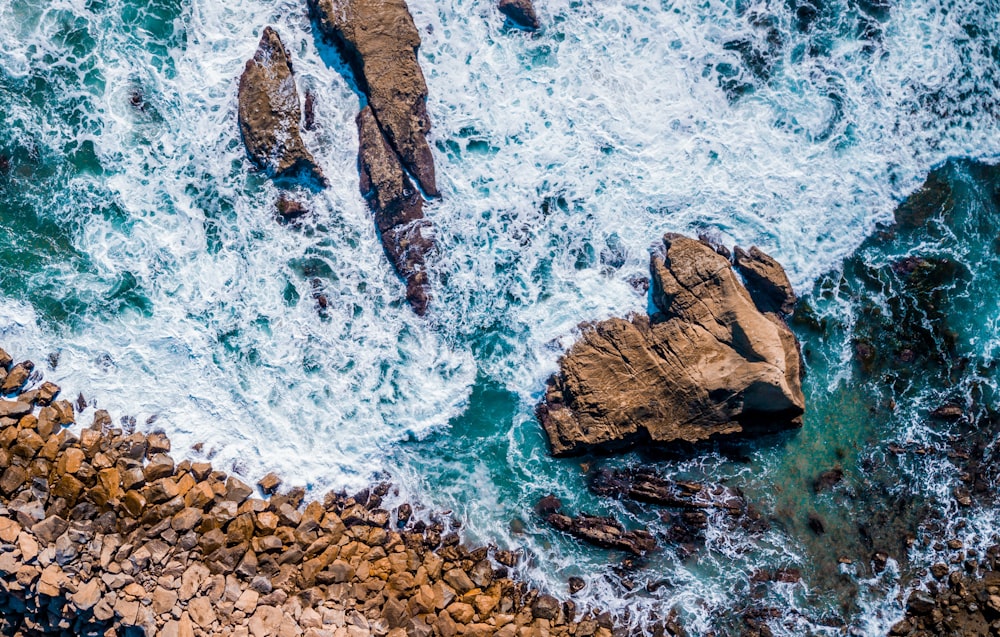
[0,346,615,637]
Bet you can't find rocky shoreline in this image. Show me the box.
[0,347,613,637]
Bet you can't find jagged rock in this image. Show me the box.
[238,27,325,185]
[356,105,433,315]
[309,0,437,197]
[499,0,540,30]
[539,234,805,456]
[547,512,656,555]
[1,360,33,395]
[590,469,745,511]
[733,246,797,315]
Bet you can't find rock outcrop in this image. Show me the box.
[538,234,804,456]
[310,0,438,197]
[357,106,433,315]
[734,246,796,316]
[0,345,613,637]
[546,513,656,555]
[238,27,325,186]
[498,0,541,30]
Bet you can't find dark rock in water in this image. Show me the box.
[806,513,825,535]
[733,245,797,316]
[812,467,843,493]
[356,106,433,315]
[894,167,953,228]
[661,510,708,555]
[303,90,317,131]
[498,0,540,30]
[534,494,563,516]
[538,234,804,456]
[906,590,936,615]
[310,0,438,196]
[930,403,964,421]
[276,195,309,221]
[568,576,586,594]
[872,550,889,573]
[547,512,656,555]
[590,468,745,512]
[238,27,325,185]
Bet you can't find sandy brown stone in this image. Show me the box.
[356,106,434,316]
[237,27,325,185]
[309,0,437,197]
[733,245,797,316]
[539,234,804,456]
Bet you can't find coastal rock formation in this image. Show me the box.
[590,468,745,512]
[0,346,612,637]
[357,106,433,315]
[498,0,541,30]
[734,245,797,316]
[238,27,325,185]
[310,0,438,197]
[539,234,804,456]
[546,512,656,555]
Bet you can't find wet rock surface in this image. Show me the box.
[0,346,611,637]
[238,27,325,185]
[589,468,745,512]
[538,234,805,456]
[357,106,433,315]
[309,0,438,197]
[498,0,541,30]
[546,512,657,556]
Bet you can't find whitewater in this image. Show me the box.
[1,0,999,632]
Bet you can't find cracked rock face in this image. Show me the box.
[237,27,325,185]
[538,234,804,456]
[357,106,432,315]
[310,0,438,197]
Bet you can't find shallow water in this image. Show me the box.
[0,0,999,633]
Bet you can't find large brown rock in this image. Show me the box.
[238,27,325,185]
[733,246,796,316]
[309,0,438,196]
[357,105,433,315]
[539,234,804,456]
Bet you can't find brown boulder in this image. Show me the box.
[539,234,804,456]
[499,0,540,30]
[357,105,433,315]
[546,512,656,555]
[237,27,325,185]
[733,246,797,315]
[309,0,438,196]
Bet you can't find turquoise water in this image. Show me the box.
[1,0,999,633]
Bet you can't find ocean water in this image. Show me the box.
[0,0,999,633]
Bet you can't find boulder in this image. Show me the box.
[309,0,438,196]
[357,105,433,315]
[546,512,656,555]
[589,468,744,512]
[733,246,796,315]
[498,0,540,30]
[238,27,325,185]
[539,234,804,456]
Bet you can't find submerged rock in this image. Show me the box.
[538,234,804,456]
[310,0,438,196]
[237,27,325,185]
[357,106,433,315]
[498,0,541,30]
